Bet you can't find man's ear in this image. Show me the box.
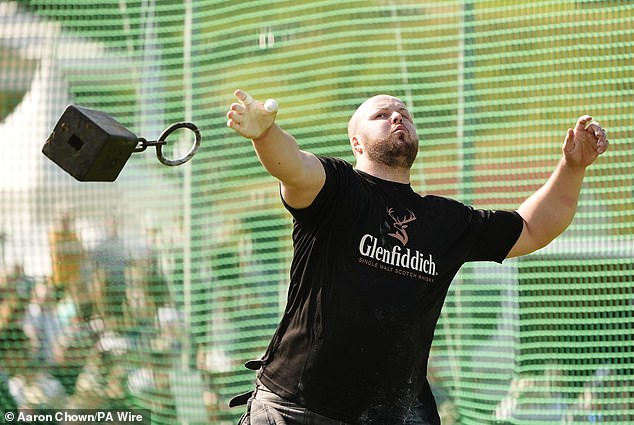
[352,136,363,156]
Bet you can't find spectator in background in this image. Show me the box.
[0,275,66,410]
[22,280,66,382]
[92,218,128,331]
[0,272,27,412]
[65,329,128,411]
[22,277,97,397]
[49,213,91,320]
[6,264,35,305]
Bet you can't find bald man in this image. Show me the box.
[226,90,608,425]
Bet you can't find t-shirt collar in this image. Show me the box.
[355,169,413,193]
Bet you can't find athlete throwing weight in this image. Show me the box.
[226,89,608,425]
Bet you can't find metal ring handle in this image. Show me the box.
[156,122,201,166]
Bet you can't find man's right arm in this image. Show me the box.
[226,89,325,209]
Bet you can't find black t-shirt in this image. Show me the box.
[259,156,523,424]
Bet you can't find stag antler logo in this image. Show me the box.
[387,208,417,246]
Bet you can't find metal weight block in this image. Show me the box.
[42,105,139,182]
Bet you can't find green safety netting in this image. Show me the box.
[0,1,632,424]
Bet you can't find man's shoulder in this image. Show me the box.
[316,155,364,185]
[316,155,354,171]
[420,193,467,209]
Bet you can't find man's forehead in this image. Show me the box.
[362,95,407,112]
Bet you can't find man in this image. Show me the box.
[225,90,608,425]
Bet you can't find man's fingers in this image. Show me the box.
[597,140,609,154]
[586,121,605,140]
[234,89,253,106]
[226,107,245,129]
[226,110,243,125]
[585,121,609,154]
[563,128,575,152]
[230,102,246,114]
[226,99,251,126]
[226,116,239,129]
[596,129,609,155]
[233,89,246,101]
[575,115,593,132]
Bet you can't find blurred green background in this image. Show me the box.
[0,1,632,423]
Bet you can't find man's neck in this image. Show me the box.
[354,161,411,184]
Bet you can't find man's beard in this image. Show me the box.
[366,132,418,169]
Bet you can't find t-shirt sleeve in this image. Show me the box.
[464,208,524,263]
[281,156,354,223]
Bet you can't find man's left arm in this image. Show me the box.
[507,115,609,258]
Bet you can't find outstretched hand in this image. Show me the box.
[226,89,277,140]
[563,115,609,168]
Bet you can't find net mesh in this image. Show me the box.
[1,0,632,423]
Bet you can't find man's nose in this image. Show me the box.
[391,112,403,124]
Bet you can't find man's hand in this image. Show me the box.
[226,89,277,140]
[563,115,609,168]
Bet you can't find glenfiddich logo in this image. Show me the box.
[356,207,438,282]
[387,208,416,246]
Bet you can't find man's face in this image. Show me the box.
[348,95,419,169]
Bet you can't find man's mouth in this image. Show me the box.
[392,126,408,140]
[392,125,408,134]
